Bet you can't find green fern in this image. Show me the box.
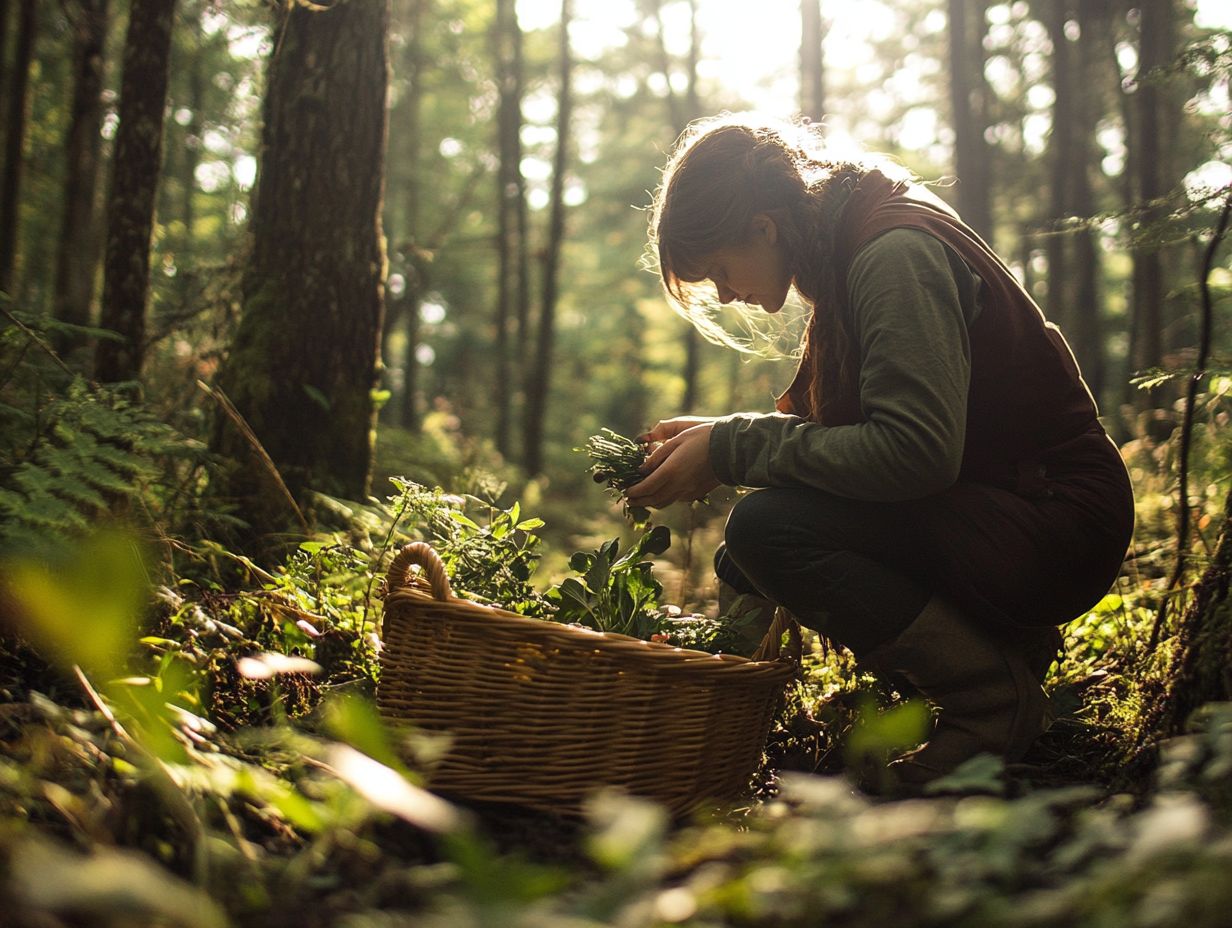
[0,378,183,558]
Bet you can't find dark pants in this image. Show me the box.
[715,455,1133,657]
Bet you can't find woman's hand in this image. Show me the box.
[637,416,718,444]
[626,422,720,509]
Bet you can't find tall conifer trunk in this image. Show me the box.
[0,1,10,121]
[651,0,704,413]
[95,0,176,382]
[947,0,993,244]
[0,0,35,295]
[800,0,826,122]
[53,0,109,355]
[1044,0,1073,336]
[398,0,427,433]
[522,0,573,476]
[493,0,527,459]
[1127,0,1171,395]
[1069,0,1106,400]
[213,0,390,527]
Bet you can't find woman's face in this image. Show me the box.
[699,214,793,314]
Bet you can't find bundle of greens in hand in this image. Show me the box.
[582,428,650,523]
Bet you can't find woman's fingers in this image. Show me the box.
[639,436,677,474]
[624,464,668,508]
[639,415,714,443]
[625,423,718,509]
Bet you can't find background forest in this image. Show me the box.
[2,0,1232,925]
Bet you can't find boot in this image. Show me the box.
[994,624,1063,683]
[862,596,1053,789]
[718,581,778,657]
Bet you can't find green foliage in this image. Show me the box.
[545,525,671,638]
[0,378,189,557]
[389,477,548,614]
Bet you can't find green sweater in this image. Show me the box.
[708,228,984,501]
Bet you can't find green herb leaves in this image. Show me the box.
[581,428,650,524]
[545,526,671,638]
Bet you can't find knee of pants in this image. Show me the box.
[723,489,795,581]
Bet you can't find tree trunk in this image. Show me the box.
[182,18,205,248]
[946,0,994,244]
[650,0,704,413]
[799,0,826,122]
[649,0,685,135]
[213,0,390,526]
[493,0,526,459]
[52,0,109,356]
[522,0,573,476]
[1128,0,1170,388]
[0,1,10,127]
[1139,486,1232,745]
[680,0,702,414]
[0,0,35,295]
[1044,0,1073,336]
[94,0,176,383]
[1068,0,1106,400]
[398,0,427,433]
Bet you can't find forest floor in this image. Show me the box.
[1,421,1230,928]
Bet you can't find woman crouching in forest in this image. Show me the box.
[626,115,1135,790]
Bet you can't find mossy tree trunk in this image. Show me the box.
[213,0,390,530]
[1141,487,1232,744]
[53,0,109,357]
[94,0,176,383]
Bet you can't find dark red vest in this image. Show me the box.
[775,172,1102,492]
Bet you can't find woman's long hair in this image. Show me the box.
[649,115,871,420]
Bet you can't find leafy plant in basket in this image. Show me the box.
[390,478,548,616]
[545,525,672,639]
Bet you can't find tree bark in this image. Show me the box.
[1068,0,1106,399]
[1044,0,1073,336]
[1138,486,1232,746]
[680,0,702,414]
[522,0,573,476]
[0,0,35,295]
[1128,0,1170,388]
[493,0,526,459]
[182,17,205,248]
[213,0,390,524]
[946,0,994,244]
[799,0,826,122]
[0,1,10,126]
[650,0,703,413]
[94,0,176,383]
[397,0,427,432]
[52,0,109,355]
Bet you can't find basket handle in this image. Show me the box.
[751,607,803,664]
[385,541,453,602]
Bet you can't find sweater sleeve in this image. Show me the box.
[708,228,975,501]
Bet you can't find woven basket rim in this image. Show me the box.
[381,542,798,680]
[384,581,797,680]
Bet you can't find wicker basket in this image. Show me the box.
[377,541,800,817]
